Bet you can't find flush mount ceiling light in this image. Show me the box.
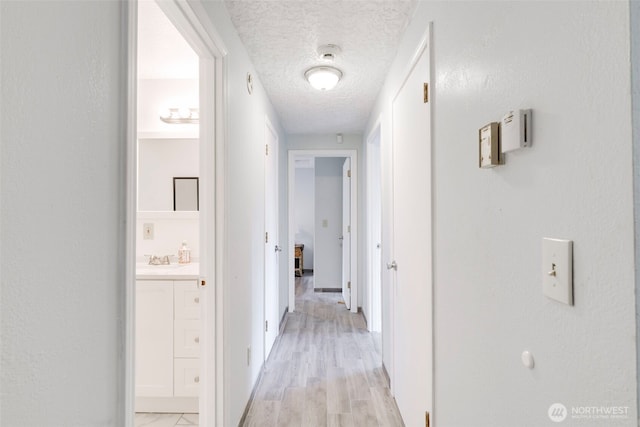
[159,107,199,124]
[305,66,343,91]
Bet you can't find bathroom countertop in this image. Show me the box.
[136,262,200,280]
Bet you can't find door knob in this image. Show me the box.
[338,236,344,241]
[386,261,397,270]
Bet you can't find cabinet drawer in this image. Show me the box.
[174,358,200,397]
[174,319,200,358]
[174,280,200,319]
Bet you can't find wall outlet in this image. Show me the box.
[143,223,154,240]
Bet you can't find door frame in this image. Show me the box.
[342,157,352,310]
[125,1,228,426]
[264,115,280,361]
[287,149,358,313]
[387,24,433,415]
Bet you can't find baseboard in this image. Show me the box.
[238,311,289,426]
[359,306,367,328]
[237,361,266,427]
[279,306,289,331]
[314,287,341,293]
[382,362,391,388]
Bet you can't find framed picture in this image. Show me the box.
[173,177,199,211]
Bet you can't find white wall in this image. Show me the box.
[0,2,287,426]
[199,3,287,426]
[314,158,344,288]
[1,1,123,425]
[365,130,382,332]
[365,1,637,425]
[294,167,314,269]
[632,0,640,420]
[136,212,199,262]
[138,138,199,211]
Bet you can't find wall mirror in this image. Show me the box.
[137,138,199,211]
[173,177,199,211]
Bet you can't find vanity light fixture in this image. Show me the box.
[305,66,343,91]
[159,107,199,124]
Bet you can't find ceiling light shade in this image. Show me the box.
[305,66,343,91]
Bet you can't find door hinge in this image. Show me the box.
[347,169,351,178]
[265,232,269,243]
[265,320,268,332]
[347,281,351,289]
[265,144,269,155]
[425,411,430,427]
[423,82,429,103]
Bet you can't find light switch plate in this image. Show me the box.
[143,223,154,240]
[542,237,573,305]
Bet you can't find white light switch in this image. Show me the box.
[542,238,573,305]
[143,223,154,240]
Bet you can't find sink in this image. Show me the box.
[137,263,184,270]
[145,263,184,268]
[136,261,199,278]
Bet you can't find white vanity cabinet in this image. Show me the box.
[173,281,200,397]
[135,278,200,413]
[135,281,174,397]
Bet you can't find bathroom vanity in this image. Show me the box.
[135,263,200,413]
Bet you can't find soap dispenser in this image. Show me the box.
[178,240,191,264]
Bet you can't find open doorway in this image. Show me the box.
[292,157,345,289]
[288,150,358,313]
[134,1,201,421]
[126,1,227,426]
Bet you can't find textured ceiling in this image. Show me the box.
[225,0,417,134]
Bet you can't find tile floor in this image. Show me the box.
[134,412,198,427]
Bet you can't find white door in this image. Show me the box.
[264,121,279,359]
[342,158,351,309]
[389,33,432,426]
[367,131,383,332]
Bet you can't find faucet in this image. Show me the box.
[146,255,171,265]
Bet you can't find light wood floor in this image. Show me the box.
[242,274,404,427]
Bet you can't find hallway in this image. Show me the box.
[242,274,404,426]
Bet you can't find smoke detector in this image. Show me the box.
[317,44,341,62]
